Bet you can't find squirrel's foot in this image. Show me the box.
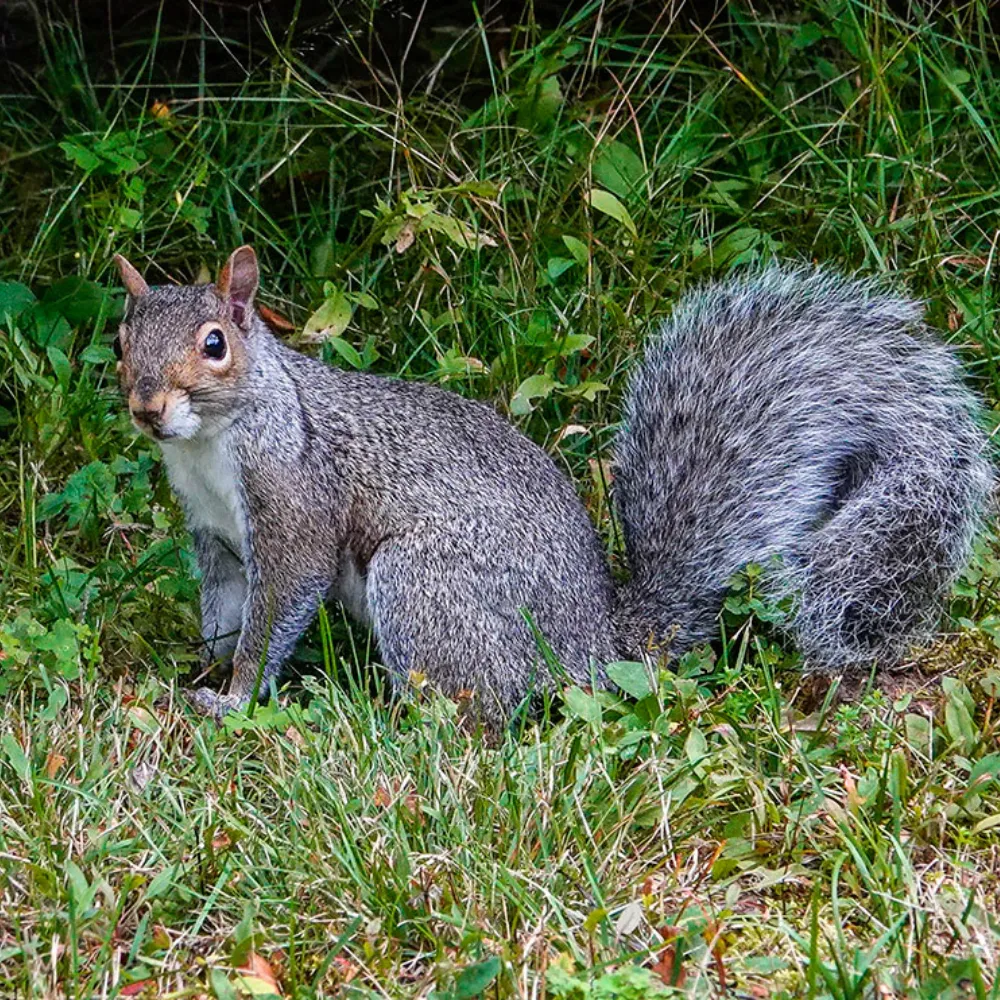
[185,686,246,722]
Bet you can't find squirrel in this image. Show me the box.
[112,247,993,726]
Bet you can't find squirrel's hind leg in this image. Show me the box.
[365,531,607,732]
[365,535,527,730]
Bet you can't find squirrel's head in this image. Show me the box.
[113,246,260,442]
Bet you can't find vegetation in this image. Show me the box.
[1,0,999,995]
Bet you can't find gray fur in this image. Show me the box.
[117,257,993,726]
[614,264,994,670]
[120,276,616,728]
[193,529,245,663]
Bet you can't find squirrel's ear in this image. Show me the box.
[114,254,149,298]
[217,245,258,329]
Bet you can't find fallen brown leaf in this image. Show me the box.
[259,303,295,334]
[395,222,416,254]
[120,980,157,997]
[332,955,359,983]
[651,926,685,988]
[45,752,66,779]
[240,951,281,995]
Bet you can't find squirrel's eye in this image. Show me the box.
[112,335,123,360]
[203,329,227,360]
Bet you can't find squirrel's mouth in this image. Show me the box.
[131,417,178,442]
[129,391,202,441]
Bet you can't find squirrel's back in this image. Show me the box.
[272,344,606,548]
[614,265,993,669]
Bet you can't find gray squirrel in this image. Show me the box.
[112,247,993,726]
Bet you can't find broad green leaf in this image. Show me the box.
[904,713,932,753]
[124,175,145,198]
[47,346,72,393]
[39,687,69,723]
[980,670,1000,698]
[562,380,608,402]
[553,333,594,355]
[326,337,365,370]
[562,235,589,264]
[79,344,117,365]
[0,281,36,323]
[546,256,576,281]
[209,969,238,1000]
[144,864,178,901]
[973,813,1000,834]
[60,141,102,172]
[523,308,554,347]
[510,373,559,415]
[943,677,977,752]
[593,139,645,198]
[455,179,500,198]
[586,188,637,238]
[942,676,976,714]
[233,975,280,998]
[1,733,31,785]
[230,901,257,966]
[562,685,602,724]
[127,705,161,736]
[303,289,352,343]
[517,75,563,132]
[44,276,114,324]
[706,225,782,268]
[92,132,145,174]
[34,619,79,667]
[967,753,1000,796]
[65,860,95,911]
[311,235,338,278]
[945,699,977,753]
[939,67,971,88]
[743,956,790,973]
[606,660,653,700]
[685,726,709,768]
[420,211,496,250]
[453,956,501,998]
[28,302,73,349]
[347,291,379,310]
[791,22,824,49]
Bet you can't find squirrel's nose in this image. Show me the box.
[135,375,159,398]
[129,392,167,428]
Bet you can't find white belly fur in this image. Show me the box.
[161,431,372,625]
[160,432,246,553]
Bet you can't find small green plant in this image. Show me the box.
[547,961,676,999]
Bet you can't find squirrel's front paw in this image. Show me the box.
[186,686,246,722]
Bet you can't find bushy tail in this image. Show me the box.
[612,264,993,670]
[783,462,983,668]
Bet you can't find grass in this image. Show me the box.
[2,0,1000,995]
